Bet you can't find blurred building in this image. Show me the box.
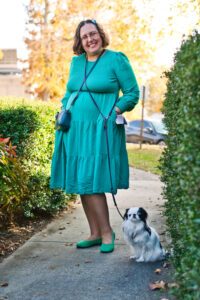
[0,49,29,98]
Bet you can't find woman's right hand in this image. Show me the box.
[115,106,121,115]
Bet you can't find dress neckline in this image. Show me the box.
[87,49,108,62]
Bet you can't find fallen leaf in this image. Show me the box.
[168,282,179,288]
[0,282,8,287]
[163,262,170,268]
[97,287,104,290]
[149,280,166,291]
[66,222,71,224]
[85,260,92,263]
[49,266,56,270]
[65,243,73,246]
[59,227,65,230]
[68,203,76,209]
[75,264,80,267]
[43,234,48,237]
[161,298,169,300]
[155,268,162,274]
[159,231,165,235]
[32,255,39,258]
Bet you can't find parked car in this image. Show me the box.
[125,119,167,145]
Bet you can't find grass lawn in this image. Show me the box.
[126,144,164,176]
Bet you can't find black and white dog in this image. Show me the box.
[122,207,165,262]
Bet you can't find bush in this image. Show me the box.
[0,136,28,220]
[0,97,76,219]
[160,31,200,299]
[0,106,40,156]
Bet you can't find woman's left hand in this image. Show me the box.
[115,106,121,115]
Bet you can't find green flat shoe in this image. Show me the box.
[100,232,115,253]
[76,238,102,248]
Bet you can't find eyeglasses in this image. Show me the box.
[81,31,99,41]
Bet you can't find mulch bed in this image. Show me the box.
[0,215,53,263]
[0,202,78,263]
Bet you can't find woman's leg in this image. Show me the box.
[80,194,101,240]
[80,193,113,244]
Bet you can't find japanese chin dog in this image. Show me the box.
[122,207,166,262]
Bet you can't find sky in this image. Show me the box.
[0,0,28,60]
[0,0,199,68]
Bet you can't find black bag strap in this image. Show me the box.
[84,61,118,120]
[66,49,106,111]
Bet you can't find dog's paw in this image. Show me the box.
[130,256,136,260]
[136,257,144,262]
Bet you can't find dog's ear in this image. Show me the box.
[138,207,148,221]
[124,208,130,220]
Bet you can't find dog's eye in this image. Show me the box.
[133,214,136,218]
[128,214,131,217]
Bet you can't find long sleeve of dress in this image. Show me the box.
[114,52,140,114]
[61,58,74,108]
[61,90,71,108]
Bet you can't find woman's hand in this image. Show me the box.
[115,106,121,115]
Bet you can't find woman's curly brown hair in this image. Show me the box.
[73,19,109,55]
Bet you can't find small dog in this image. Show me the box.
[122,207,165,262]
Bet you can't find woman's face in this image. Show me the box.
[80,23,103,56]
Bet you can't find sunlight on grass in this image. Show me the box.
[127,144,164,175]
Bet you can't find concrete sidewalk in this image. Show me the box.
[0,168,174,300]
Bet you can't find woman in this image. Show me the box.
[50,19,140,253]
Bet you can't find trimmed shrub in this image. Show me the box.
[0,137,28,220]
[160,30,200,299]
[0,106,40,156]
[0,97,76,219]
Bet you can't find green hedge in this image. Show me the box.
[0,137,28,218]
[0,97,76,219]
[160,31,200,299]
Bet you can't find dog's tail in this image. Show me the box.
[163,247,174,259]
[159,242,173,260]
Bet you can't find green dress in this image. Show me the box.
[50,50,139,195]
